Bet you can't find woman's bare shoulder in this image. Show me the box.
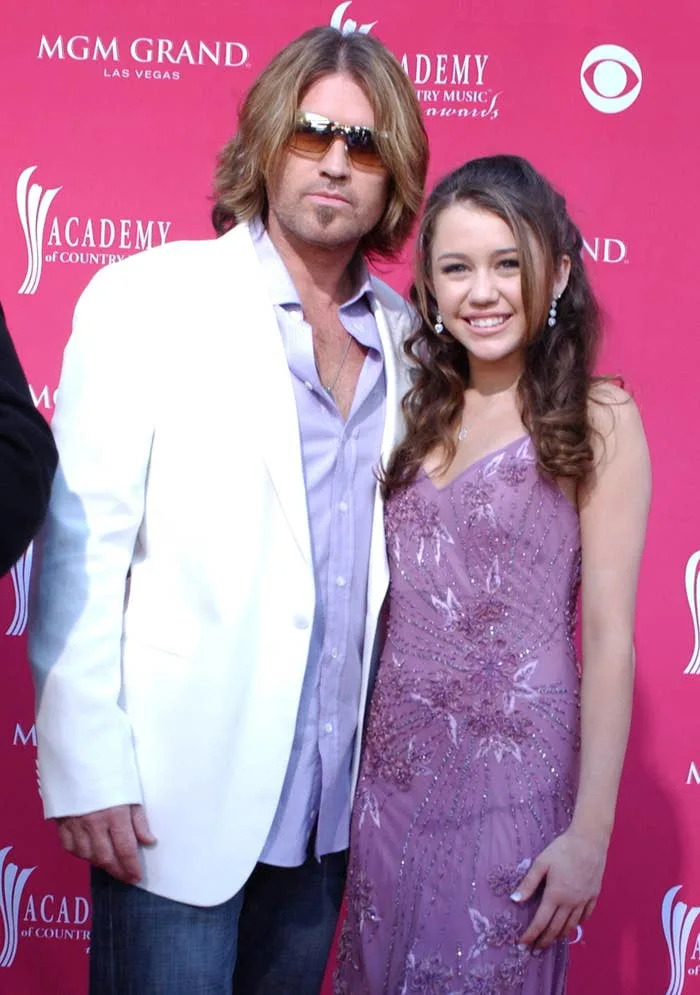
[587,379,642,440]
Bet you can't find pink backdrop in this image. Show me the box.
[1,0,699,992]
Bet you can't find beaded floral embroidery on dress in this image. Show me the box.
[336,437,580,994]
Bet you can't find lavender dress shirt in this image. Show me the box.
[249,220,386,865]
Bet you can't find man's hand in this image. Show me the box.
[56,804,156,884]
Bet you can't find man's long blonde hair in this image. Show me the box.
[212,26,429,261]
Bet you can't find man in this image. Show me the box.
[28,25,428,995]
[0,301,57,575]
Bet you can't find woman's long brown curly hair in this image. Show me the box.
[382,154,602,499]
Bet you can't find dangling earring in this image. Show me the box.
[434,312,444,334]
[547,295,559,327]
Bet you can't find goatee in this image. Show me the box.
[314,204,337,228]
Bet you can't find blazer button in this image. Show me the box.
[293,614,310,629]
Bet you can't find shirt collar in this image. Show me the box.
[249,216,375,311]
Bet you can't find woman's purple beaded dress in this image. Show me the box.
[335,435,581,994]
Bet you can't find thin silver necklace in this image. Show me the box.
[458,384,520,441]
[317,332,353,398]
[457,408,487,441]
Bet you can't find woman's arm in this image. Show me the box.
[513,383,651,949]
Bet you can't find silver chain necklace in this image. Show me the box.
[317,332,353,398]
[457,408,488,441]
[458,384,520,442]
[458,404,519,441]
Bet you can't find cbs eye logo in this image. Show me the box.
[580,44,642,114]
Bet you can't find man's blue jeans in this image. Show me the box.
[89,850,346,994]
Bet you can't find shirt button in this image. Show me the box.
[324,722,334,734]
[335,576,346,587]
[339,501,348,513]
[292,614,309,629]
[330,647,339,659]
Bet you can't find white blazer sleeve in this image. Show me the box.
[29,260,158,818]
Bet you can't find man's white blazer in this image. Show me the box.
[29,223,412,906]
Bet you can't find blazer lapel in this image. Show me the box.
[215,226,312,567]
[363,292,406,620]
[372,297,400,463]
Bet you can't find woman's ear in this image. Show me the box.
[553,254,572,298]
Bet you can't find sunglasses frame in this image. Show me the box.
[289,111,386,168]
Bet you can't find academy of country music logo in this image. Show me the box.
[16,165,174,294]
[684,551,700,675]
[330,1,376,34]
[580,44,642,114]
[0,847,35,967]
[329,3,501,121]
[662,885,700,993]
[0,846,89,968]
[5,545,32,638]
[37,33,250,81]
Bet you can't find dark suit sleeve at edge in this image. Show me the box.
[0,302,58,576]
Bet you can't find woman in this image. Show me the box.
[335,155,650,993]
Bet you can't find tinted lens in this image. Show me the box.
[290,123,333,158]
[290,119,383,168]
[344,128,383,168]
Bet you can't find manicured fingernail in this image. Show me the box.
[532,948,543,958]
[517,943,528,952]
[510,891,522,902]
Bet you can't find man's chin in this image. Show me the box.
[313,203,340,229]
[272,208,368,253]
[303,222,365,252]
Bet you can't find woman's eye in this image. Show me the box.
[499,257,520,270]
[441,263,466,275]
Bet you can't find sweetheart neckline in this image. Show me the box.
[421,434,530,493]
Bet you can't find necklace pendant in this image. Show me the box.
[314,330,353,401]
[458,426,468,441]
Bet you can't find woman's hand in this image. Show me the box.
[510,828,608,949]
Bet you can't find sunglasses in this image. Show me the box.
[289,111,385,169]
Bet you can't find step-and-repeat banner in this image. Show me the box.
[1,0,698,992]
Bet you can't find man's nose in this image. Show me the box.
[319,136,351,178]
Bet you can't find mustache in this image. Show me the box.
[305,186,355,206]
